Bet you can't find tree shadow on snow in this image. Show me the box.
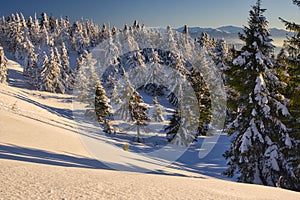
[172,135,232,180]
[0,143,206,179]
[7,67,32,89]
[1,89,74,120]
[0,143,108,169]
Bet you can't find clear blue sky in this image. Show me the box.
[0,0,299,29]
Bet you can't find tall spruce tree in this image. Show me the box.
[278,0,300,191]
[189,66,212,136]
[39,51,53,92]
[40,48,65,93]
[39,49,64,93]
[23,37,38,88]
[110,81,122,105]
[95,81,111,123]
[114,71,135,122]
[151,96,164,122]
[129,90,149,143]
[0,46,8,84]
[74,51,98,104]
[40,12,50,31]
[279,1,300,61]
[60,42,74,90]
[40,24,50,46]
[23,36,35,76]
[213,39,229,71]
[165,110,181,142]
[53,47,65,93]
[223,0,294,187]
[196,32,216,57]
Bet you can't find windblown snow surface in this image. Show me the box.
[0,60,299,199]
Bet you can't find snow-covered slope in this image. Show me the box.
[0,60,299,199]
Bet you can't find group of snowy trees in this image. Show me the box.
[94,69,161,142]
[72,21,208,145]
[0,12,103,54]
[39,44,74,93]
[0,12,112,92]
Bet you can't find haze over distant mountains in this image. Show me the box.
[175,25,291,48]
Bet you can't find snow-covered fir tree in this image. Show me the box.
[113,70,149,142]
[110,81,122,105]
[151,97,164,122]
[5,15,18,51]
[60,42,74,90]
[53,47,65,93]
[48,16,56,32]
[40,48,65,93]
[167,63,185,107]
[163,26,178,53]
[39,51,53,92]
[183,25,188,35]
[0,46,8,84]
[58,16,71,48]
[0,16,7,37]
[189,66,212,136]
[95,81,111,123]
[40,12,50,31]
[213,39,229,71]
[27,15,40,44]
[114,70,135,122]
[101,23,110,40]
[74,50,98,103]
[196,32,216,57]
[129,90,149,143]
[121,26,139,53]
[19,13,27,31]
[73,53,88,99]
[71,21,90,54]
[111,26,118,36]
[172,82,199,146]
[102,30,119,68]
[223,0,295,187]
[23,36,38,87]
[40,24,50,46]
[144,50,167,92]
[278,0,300,191]
[128,51,147,88]
[133,20,140,29]
[13,26,26,59]
[177,26,194,60]
[86,19,101,47]
[165,110,180,142]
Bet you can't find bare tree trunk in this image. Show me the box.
[277,176,283,188]
[137,122,141,143]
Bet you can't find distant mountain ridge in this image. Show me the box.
[174,25,291,50]
[175,25,291,39]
